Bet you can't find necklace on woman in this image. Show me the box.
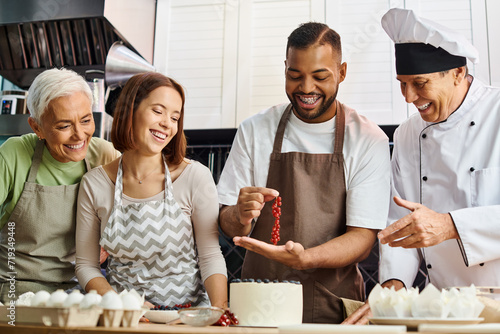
[122,160,161,184]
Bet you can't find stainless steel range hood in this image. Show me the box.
[0,0,155,89]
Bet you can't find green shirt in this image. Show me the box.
[0,133,120,229]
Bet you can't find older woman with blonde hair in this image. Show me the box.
[0,68,119,302]
[76,72,227,308]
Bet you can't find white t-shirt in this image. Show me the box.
[76,160,227,289]
[217,102,391,229]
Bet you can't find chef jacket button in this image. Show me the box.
[422,133,427,138]
[480,263,484,266]
[423,176,428,181]
[427,264,432,269]
[470,167,475,172]
[470,121,475,126]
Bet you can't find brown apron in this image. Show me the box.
[0,139,86,302]
[241,102,364,324]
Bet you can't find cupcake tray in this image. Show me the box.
[0,305,147,328]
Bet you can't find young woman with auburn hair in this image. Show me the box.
[75,72,228,309]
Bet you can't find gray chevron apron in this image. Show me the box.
[241,102,364,324]
[0,139,86,303]
[100,157,209,306]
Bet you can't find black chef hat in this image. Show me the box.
[381,8,479,75]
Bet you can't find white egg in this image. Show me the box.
[63,290,84,307]
[100,291,123,310]
[47,289,68,307]
[31,290,51,307]
[80,290,102,309]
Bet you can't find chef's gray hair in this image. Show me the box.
[27,68,92,124]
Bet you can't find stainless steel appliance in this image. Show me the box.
[0,0,155,91]
[1,90,28,115]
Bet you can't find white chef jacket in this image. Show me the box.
[379,77,500,289]
[217,102,391,229]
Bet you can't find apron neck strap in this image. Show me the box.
[84,156,91,171]
[333,100,345,155]
[272,101,346,154]
[272,104,293,154]
[27,139,46,182]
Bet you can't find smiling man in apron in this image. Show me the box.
[217,22,391,323]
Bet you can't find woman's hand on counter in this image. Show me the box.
[204,273,228,309]
[84,276,115,295]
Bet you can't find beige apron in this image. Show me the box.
[241,102,364,324]
[0,140,86,302]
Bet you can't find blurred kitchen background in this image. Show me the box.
[1,0,499,296]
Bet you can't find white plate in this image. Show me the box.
[369,317,483,330]
[144,310,179,323]
[279,324,407,333]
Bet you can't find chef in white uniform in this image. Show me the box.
[378,8,500,290]
[343,8,500,325]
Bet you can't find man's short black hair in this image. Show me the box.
[286,22,342,61]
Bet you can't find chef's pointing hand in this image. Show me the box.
[236,187,279,226]
[378,196,459,248]
[233,236,308,270]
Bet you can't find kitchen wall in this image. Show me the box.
[153,0,498,130]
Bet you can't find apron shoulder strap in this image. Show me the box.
[162,155,174,201]
[83,157,91,171]
[27,139,46,183]
[272,104,293,154]
[333,101,346,155]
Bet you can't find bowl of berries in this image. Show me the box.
[177,307,225,327]
[144,303,191,324]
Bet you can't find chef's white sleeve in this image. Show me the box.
[450,205,500,266]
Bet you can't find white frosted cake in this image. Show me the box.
[230,279,303,327]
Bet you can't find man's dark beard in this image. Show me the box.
[288,92,337,121]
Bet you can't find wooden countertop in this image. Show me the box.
[0,323,279,334]
[3,322,496,334]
